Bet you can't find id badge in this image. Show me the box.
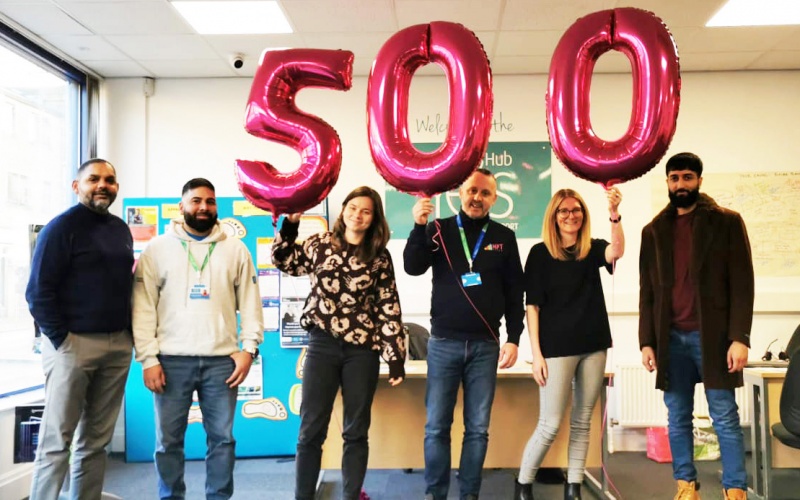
[189,284,210,300]
[461,272,482,287]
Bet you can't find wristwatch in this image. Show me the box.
[243,346,259,359]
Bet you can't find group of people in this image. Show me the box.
[25,151,754,500]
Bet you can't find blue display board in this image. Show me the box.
[123,196,326,462]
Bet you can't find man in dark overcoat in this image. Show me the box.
[639,152,753,500]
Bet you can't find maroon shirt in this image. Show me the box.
[671,211,699,331]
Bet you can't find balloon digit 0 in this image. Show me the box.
[235,49,354,221]
[367,22,493,196]
[546,8,681,187]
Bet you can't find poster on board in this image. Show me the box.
[385,141,552,239]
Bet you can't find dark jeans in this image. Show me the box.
[295,329,380,500]
[424,335,500,500]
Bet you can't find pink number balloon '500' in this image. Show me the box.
[368,22,493,196]
[236,49,354,222]
[546,8,681,187]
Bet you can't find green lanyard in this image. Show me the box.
[180,240,216,281]
[456,214,489,272]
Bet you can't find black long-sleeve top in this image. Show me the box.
[403,211,524,344]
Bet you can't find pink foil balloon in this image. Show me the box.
[367,22,493,196]
[236,49,354,222]
[546,8,681,188]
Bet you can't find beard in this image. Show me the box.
[184,211,217,233]
[668,187,700,209]
[84,190,116,213]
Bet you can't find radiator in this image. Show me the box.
[615,365,751,427]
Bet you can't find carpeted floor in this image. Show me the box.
[102,451,800,499]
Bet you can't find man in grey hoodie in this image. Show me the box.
[133,178,263,500]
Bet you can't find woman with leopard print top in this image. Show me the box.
[272,186,405,500]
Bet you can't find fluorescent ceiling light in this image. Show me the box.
[707,0,800,27]
[171,1,293,34]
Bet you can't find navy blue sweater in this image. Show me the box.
[403,211,525,344]
[26,203,134,348]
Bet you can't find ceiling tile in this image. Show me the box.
[495,30,563,57]
[61,1,193,35]
[281,0,396,32]
[490,55,552,75]
[679,51,763,72]
[396,0,503,31]
[203,34,306,57]
[106,35,218,60]
[612,0,726,28]
[774,27,800,51]
[40,34,129,61]
[84,59,152,78]
[0,3,92,35]
[748,51,800,71]
[502,0,616,31]
[302,32,394,58]
[684,26,800,53]
[139,58,234,78]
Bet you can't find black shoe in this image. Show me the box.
[564,483,581,500]
[514,479,534,500]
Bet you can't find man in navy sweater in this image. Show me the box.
[26,158,134,500]
[404,168,525,500]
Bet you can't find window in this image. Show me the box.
[0,22,97,398]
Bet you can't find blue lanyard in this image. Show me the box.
[456,213,489,272]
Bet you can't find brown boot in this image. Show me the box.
[722,487,746,500]
[673,480,701,500]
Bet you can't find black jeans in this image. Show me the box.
[295,328,380,500]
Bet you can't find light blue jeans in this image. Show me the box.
[518,349,607,485]
[664,330,747,490]
[424,336,500,500]
[154,355,238,500]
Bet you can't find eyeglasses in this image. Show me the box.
[557,207,583,218]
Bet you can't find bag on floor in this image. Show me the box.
[693,417,721,461]
[646,426,672,463]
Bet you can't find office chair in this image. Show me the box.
[771,325,800,449]
[404,322,430,360]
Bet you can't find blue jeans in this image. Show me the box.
[154,355,238,500]
[664,330,747,490]
[424,336,500,500]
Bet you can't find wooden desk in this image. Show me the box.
[744,367,800,500]
[320,361,613,495]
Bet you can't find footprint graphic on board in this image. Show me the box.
[289,384,302,415]
[187,404,203,424]
[219,218,246,239]
[296,348,307,379]
[242,397,287,421]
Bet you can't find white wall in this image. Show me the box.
[101,70,800,451]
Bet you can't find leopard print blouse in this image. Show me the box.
[272,227,406,378]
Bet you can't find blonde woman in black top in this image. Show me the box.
[272,186,405,500]
[515,187,624,500]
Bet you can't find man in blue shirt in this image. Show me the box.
[26,158,134,500]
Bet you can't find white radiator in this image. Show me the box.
[615,365,751,427]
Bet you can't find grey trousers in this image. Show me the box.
[518,349,607,485]
[29,331,132,500]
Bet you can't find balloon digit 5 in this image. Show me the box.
[235,48,354,222]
